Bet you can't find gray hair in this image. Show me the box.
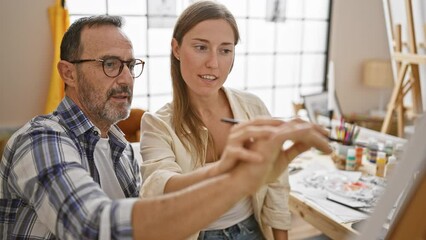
[60,15,123,61]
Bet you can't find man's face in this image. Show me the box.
[74,25,135,125]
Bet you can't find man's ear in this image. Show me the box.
[57,60,77,88]
[171,38,180,60]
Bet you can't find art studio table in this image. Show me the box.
[288,149,381,240]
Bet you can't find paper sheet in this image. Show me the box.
[290,162,373,223]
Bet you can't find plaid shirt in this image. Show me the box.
[0,96,141,239]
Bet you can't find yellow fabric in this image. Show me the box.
[44,0,70,114]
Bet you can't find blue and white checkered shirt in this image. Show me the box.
[0,96,141,239]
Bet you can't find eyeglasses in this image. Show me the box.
[69,57,145,78]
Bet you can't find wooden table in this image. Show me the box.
[288,151,377,240]
[290,193,358,240]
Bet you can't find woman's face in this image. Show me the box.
[172,19,235,99]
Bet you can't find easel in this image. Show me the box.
[381,0,424,137]
[356,115,426,240]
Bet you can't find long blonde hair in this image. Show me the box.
[170,1,240,165]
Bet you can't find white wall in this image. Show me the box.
[0,0,54,129]
[329,0,392,115]
[1,0,417,129]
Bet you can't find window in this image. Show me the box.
[67,0,331,117]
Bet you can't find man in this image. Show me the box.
[0,15,331,239]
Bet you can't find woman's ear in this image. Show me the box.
[171,38,180,61]
[57,60,77,88]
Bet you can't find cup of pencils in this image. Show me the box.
[330,119,360,170]
[334,118,360,146]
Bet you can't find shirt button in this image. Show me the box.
[94,131,99,136]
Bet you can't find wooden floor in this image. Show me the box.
[288,212,331,240]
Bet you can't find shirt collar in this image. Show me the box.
[53,96,127,143]
[54,96,95,137]
[222,87,247,120]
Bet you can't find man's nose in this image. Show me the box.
[116,64,134,84]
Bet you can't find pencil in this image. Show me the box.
[220,117,241,124]
[221,118,344,144]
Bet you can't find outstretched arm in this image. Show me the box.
[133,119,283,240]
[132,119,332,240]
[133,168,251,240]
[161,119,284,194]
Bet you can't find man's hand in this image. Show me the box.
[258,118,332,183]
[233,118,332,192]
[210,118,283,177]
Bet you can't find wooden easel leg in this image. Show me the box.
[405,0,423,117]
[397,103,404,137]
[409,64,423,115]
[382,63,409,134]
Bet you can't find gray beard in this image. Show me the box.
[77,72,132,125]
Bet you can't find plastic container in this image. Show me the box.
[386,155,397,177]
[376,151,387,177]
[384,140,394,156]
[355,146,363,169]
[393,143,405,161]
[346,148,356,171]
[367,138,379,163]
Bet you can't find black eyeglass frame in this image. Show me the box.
[69,57,145,78]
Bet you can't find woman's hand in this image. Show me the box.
[250,118,332,183]
[210,117,332,194]
[210,118,284,177]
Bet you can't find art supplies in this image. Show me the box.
[393,143,405,161]
[386,155,397,177]
[384,140,394,156]
[376,152,387,177]
[346,148,357,171]
[221,117,351,144]
[367,138,379,163]
[355,146,364,169]
[334,118,360,146]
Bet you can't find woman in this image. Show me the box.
[140,1,290,239]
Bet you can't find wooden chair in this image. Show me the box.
[117,108,145,142]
